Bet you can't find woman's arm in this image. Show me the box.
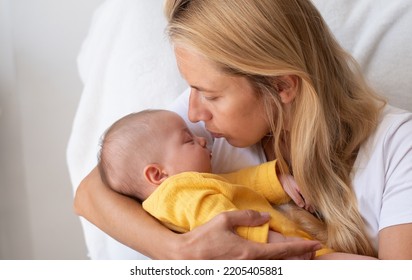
[73,167,178,259]
[74,167,322,259]
[379,223,412,259]
[315,253,376,260]
[314,224,412,259]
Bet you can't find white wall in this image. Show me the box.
[0,0,104,259]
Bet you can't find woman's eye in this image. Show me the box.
[202,95,218,101]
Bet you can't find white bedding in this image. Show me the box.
[68,0,185,259]
[313,0,412,110]
[67,0,412,259]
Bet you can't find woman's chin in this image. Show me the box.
[225,138,252,148]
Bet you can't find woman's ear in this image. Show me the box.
[275,75,299,104]
[143,164,168,185]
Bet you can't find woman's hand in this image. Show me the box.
[175,210,322,259]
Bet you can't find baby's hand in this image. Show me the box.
[278,174,314,212]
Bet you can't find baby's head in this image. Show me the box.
[98,109,212,201]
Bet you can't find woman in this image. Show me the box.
[74,0,412,259]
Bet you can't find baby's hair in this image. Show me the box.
[98,109,168,200]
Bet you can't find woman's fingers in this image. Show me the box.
[220,209,271,228]
[220,210,322,259]
[259,240,320,260]
[179,210,321,259]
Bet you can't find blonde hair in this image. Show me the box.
[98,110,167,201]
[165,0,386,256]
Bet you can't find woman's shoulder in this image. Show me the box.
[368,104,412,149]
[353,103,412,184]
[380,104,412,128]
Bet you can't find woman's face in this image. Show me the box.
[175,47,270,148]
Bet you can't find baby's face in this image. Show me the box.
[160,112,212,175]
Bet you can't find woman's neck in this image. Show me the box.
[262,136,275,161]
[262,133,291,167]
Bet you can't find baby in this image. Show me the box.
[98,109,331,256]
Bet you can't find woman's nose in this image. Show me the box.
[188,90,212,123]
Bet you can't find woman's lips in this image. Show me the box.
[206,125,225,138]
[208,130,224,139]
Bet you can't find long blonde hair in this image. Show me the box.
[164,0,385,256]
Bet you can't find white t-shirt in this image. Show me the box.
[169,89,412,252]
[352,105,412,250]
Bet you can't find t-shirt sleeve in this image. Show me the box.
[380,116,412,230]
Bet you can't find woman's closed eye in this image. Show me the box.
[202,95,218,101]
[191,85,220,102]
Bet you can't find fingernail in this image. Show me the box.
[260,212,271,219]
[314,243,322,251]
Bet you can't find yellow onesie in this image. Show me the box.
[142,161,331,256]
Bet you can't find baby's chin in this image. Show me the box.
[202,164,213,174]
[200,165,212,173]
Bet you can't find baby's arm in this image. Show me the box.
[142,174,269,243]
[220,161,289,204]
[221,161,311,210]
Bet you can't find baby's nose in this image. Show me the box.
[196,136,207,147]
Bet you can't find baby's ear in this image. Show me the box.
[143,164,168,185]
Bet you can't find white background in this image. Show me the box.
[0,0,104,259]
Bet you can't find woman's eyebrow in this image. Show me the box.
[190,85,216,92]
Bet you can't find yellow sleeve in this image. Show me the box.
[315,247,335,257]
[142,172,268,243]
[220,161,290,204]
